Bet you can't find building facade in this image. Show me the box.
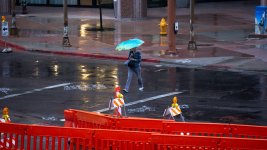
[0,0,12,15]
[23,0,167,8]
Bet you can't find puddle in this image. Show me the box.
[238,44,267,50]
[143,47,253,58]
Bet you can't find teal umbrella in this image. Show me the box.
[115,38,144,51]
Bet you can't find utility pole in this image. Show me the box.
[63,0,71,47]
[261,0,267,6]
[188,0,197,50]
[98,0,103,31]
[10,0,17,35]
[167,0,176,53]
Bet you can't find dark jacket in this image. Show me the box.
[128,50,141,68]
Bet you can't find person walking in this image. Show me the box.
[123,47,144,93]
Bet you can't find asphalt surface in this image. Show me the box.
[1,51,267,126]
[0,0,267,75]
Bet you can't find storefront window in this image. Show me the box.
[148,0,167,7]
[49,0,77,5]
[28,0,46,5]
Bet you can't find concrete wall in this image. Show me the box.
[116,0,147,19]
[121,0,133,18]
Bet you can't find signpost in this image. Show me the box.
[2,21,9,37]
[1,16,12,53]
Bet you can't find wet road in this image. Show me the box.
[0,51,266,126]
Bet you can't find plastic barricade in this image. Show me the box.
[65,109,267,140]
[1,122,267,149]
[163,121,267,139]
[163,121,231,136]
[65,109,113,129]
[0,122,95,150]
[64,109,174,132]
[229,123,267,139]
[94,129,153,150]
[114,117,171,132]
[152,134,218,149]
[152,134,267,150]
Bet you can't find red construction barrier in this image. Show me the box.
[163,122,267,139]
[0,132,16,149]
[152,134,267,150]
[65,109,113,129]
[114,117,170,132]
[0,122,94,150]
[65,109,267,140]
[1,122,267,149]
[94,129,153,150]
[229,124,267,139]
[65,109,173,132]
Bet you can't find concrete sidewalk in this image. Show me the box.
[1,1,267,74]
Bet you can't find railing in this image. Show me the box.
[0,122,93,150]
[65,109,267,139]
[64,109,172,132]
[1,122,267,150]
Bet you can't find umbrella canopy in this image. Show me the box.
[115,38,144,51]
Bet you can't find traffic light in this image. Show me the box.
[1,16,6,22]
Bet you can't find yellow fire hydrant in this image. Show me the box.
[159,18,168,35]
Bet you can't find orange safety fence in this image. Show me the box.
[1,122,267,149]
[65,109,267,139]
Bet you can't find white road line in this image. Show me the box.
[0,83,71,100]
[95,91,183,113]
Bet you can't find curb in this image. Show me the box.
[0,39,26,51]
[0,39,160,63]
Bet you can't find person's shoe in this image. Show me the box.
[139,87,144,91]
[123,89,128,93]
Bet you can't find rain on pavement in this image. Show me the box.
[10,0,263,60]
[0,0,266,127]
[0,51,266,126]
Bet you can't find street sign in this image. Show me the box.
[2,21,9,37]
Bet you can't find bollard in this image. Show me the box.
[159,18,168,35]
